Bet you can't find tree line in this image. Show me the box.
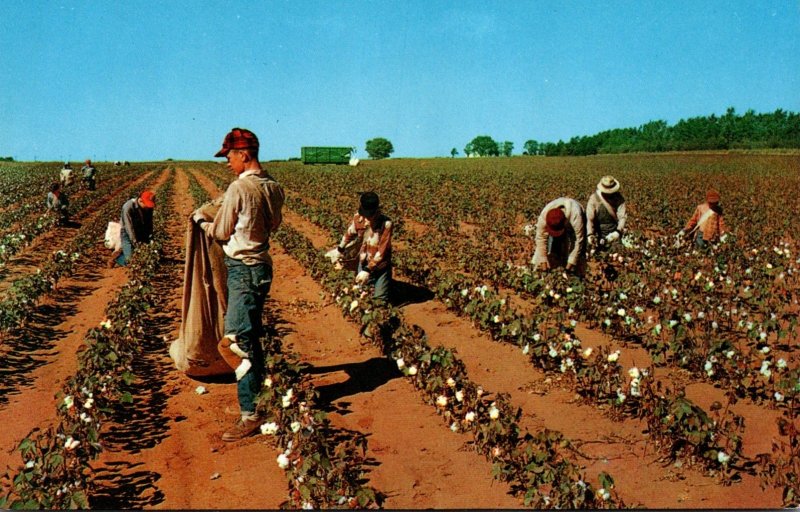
[535,107,800,156]
[459,107,800,158]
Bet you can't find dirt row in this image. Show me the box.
[277,206,781,508]
[0,169,170,476]
[0,170,155,295]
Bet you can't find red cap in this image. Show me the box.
[139,190,156,208]
[545,208,567,237]
[215,127,259,157]
[706,188,720,203]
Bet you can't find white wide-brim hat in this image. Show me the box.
[597,175,620,194]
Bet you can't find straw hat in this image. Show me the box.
[597,175,620,194]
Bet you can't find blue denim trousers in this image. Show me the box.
[695,231,708,249]
[115,229,134,266]
[224,256,272,415]
[357,261,392,301]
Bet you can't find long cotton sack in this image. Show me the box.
[169,199,232,376]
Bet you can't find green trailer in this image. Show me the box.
[301,146,352,164]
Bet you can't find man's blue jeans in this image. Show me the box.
[116,229,134,266]
[358,261,392,302]
[224,256,272,415]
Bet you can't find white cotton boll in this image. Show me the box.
[408,365,418,376]
[607,351,620,363]
[277,453,290,469]
[489,405,500,420]
[455,389,465,402]
[260,422,279,435]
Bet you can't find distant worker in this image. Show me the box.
[115,190,156,266]
[46,182,70,226]
[530,197,587,276]
[329,192,393,302]
[678,188,728,248]
[193,127,284,442]
[81,159,97,191]
[59,162,74,187]
[586,175,627,250]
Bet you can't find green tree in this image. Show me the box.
[450,147,458,158]
[467,135,499,156]
[365,138,394,159]
[523,140,539,155]
[501,141,513,156]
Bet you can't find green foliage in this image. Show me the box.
[465,135,499,157]
[523,139,540,155]
[365,137,394,159]
[539,107,800,155]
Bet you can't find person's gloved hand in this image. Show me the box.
[605,231,620,243]
[538,261,549,271]
[192,211,209,224]
[587,234,597,247]
[355,270,370,284]
[719,233,729,243]
[324,247,342,263]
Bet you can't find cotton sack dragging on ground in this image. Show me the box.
[169,198,233,377]
[104,221,122,251]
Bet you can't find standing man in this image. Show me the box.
[115,190,156,266]
[193,127,285,441]
[81,159,97,191]
[586,175,627,250]
[679,188,728,248]
[530,197,587,276]
[59,162,74,187]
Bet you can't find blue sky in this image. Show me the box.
[1,1,798,161]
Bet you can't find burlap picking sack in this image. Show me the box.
[169,198,232,377]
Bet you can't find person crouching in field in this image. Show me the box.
[114,190,155,266]
[530,197,587,276]
[586,175,627,252]
[46,182,70,226]
[678,188,728,249]
[193,127,285,442]
[329,192,393,302]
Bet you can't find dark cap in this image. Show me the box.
[545,208,567,237]
[215,127,259,157]
[358,192,380,218]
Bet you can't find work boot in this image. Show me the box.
[222,416,261,442]
[218,336,252,380]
